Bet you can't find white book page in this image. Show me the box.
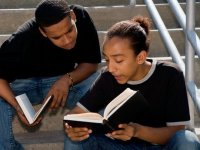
[33,95,52,123]
[16,94,35,124]
[103,88,136,119]
[64,112,104,123]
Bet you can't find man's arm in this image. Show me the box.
[47,63,98,108]
[0,78,33,125]
[0,79,18,108]
[66,63,98,85]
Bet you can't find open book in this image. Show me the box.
[15,94,53,124]
[64,88,149,134]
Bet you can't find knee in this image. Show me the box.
[167,130,200,150]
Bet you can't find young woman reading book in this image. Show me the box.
[64,16,200,150]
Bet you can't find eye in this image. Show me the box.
[52,37,60,40]
[115,60,123,63]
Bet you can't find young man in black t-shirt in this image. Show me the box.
[64,16,200,150]
[0,0,101,149]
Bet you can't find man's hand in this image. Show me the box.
[47,76,70,108]
[64,123,92,141]
[15,105,42,126]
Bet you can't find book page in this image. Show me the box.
[16,94,35,124]
[64,112,104,123]
[103,88,136,119]
[33,95,53,123]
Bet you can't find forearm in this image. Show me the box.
[65,63,98,86]
[133,124,185,145]
[0,78,18,108]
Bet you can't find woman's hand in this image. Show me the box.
[107,122,137,141]
[64,123,92,141]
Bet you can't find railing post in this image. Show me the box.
[129,0,136,5]
[185,0,195,130]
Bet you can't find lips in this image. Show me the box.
[63,42,75,49]
[114,75,122,81]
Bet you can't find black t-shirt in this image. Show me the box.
[78,60,190,128]
[0,5,101,82]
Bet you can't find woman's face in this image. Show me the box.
[103,37,143,84]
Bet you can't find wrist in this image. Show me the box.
[129,122,139,138]
[65,73,74,88]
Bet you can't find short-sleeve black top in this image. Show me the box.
[0,5,101,82]
[78,60,190,127]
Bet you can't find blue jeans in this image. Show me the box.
[0,72,99,150]
[64,130,200,150]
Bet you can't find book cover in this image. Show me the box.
[64,88,149,134]
[15,94,53,124]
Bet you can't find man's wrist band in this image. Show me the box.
[66,73,74,88]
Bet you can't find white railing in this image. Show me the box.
[144,0,200,129]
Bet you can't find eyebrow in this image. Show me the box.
[102,52,124,57]
[51,22,74,39]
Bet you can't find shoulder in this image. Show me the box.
[15,18,38,34]
[156,60,183,76]
[1,18,40,48]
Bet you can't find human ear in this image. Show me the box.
[38,27,47,38]
[70,10,76,23]
[136,51,147,64]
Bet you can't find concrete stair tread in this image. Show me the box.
[0,0,131,9]
[2,29,200,57]
[0,0,196,9]
[15,130,64,144]
[0,3,200,33]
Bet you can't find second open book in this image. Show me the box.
[64,88,149,134]
[15,94,53,124]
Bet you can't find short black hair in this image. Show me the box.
[35,0,70,27]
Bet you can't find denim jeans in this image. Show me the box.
[64,130,200,150]
[0,71,100,150]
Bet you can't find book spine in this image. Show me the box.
[103,119,116,132]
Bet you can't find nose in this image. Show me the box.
[107,62,116,73]
[62,34,72,45]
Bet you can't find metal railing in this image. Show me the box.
[144,0,200,129]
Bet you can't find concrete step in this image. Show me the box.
[0,3,200,34]
[0,0,131,9]
[98,29,200,58]
[15,130,64,149]
[0,0,195,9]
[135,0,200,4]
[2,29,200,57]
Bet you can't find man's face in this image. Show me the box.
[41,16,77,50]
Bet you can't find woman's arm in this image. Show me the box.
[109,123,185,145]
